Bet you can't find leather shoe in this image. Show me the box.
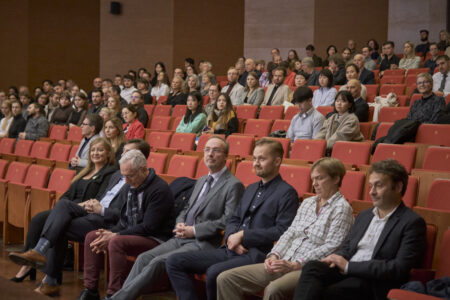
[9,249,46,269]
[77,288,100,300]
[35,282,60,296]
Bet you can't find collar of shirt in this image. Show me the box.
[298,107,315,119]
[355,97,363,103]
[336,111,349,123]
[258,173,281,190]
[208,165,227,184]
[371,203,400,221]
[316,190,343,208]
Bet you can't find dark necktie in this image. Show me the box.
[439,74,447,92]
[226,82,236,96]
[267,85,279,106]
[185,175,214,226]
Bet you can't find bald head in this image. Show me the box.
[245,58,256,72]
[347,79,362,99]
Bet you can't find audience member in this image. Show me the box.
[70,114,103,170]
[315,91,364,151]
[88,77,102,101]
[176,91,207,135]
[120,75,137,103]
[341,47,352,63]
[241,72,264,106]
[167,76,188,107]
[204,83,220,116]
[312,69,337,108]
[328,54,347,85]
[348,39,357,55]
[173,67,185,80]
[46,92,60,121]
[239,58,260,86]
[107,96,123,120]
[68,92,88,128]
[201,72,214,96]
[292,159,426,300]
[424,43,440,74]
[42,79,53,93]
[379,41,400,75]
[204,93,238,136]
[339,63,368,100]
[361,46,376,71]
[136,79,152,104]
[166,138,298,300]
[18,103,49,141]
[399,41,421,70]
[271,48,281,62]
[50,91,74,125]
[150,71,170,99]
[415,29,430,55]
[262,67,291,106]
[87,89,104,115]
[432,55,450,96]
[367,39,380,60]
[354,54,375,84]
[0,100,13,137]
[322,45,337,67]
[217,157,354,300]
[259,62,276,88]
[113,75,123,89]
[104,118,126,162]
[8,100,27,139]
[302,58,319,86]
[130,91,148,127]
[122,104,145,140]
[111,85,128,107]
[437,29,450,51]
[19,93,31,120]
[346,79,369,122]
[306,44,322,67]
[185,74,201,92]
[221,67,245,106]
[287,87,324,142]
[151,62,166,87]
[287,49,300,64]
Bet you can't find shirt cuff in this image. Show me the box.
[296,257,306,266]
[267,252,280,259]
[344,262,349,274]
[101,207,105,216]
[193,225,196,236]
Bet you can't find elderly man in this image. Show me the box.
[354,54,375,85]
[302,58,320,86]
[409,72,446,123]
[432,55,450,96]
[362,46,377,71]
[166,138,298,300]
[110,136,245,300]
[221,67,245,106]
[70,114,103,170]
[238,58,260,86]
[18,103,49,141]
[262,67,291,106]
[293,159,426,300]
[346,79,369,122]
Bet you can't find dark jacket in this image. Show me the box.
[354,97,369,122]
[333,67,347,85]
[50,105,74,125]
[8,114,27,139]
[111,168,174,242]
[167,92,188,107]
[136,105,149,128]
[359,68,375,85]
[96,169,128,226]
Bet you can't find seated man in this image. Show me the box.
[76,149,174,299]
[346,79,369,122]
[217,157,354,300]
[379,41,400,76]
[408,72,445,124]
[424,43,440,74]
[287,87,324,142]
[120,74,137,104]
[130,90,148,127]
[221,67,245,106]
[354,54,375,84]
[87,89,104,114]
[70,114,103,170]
[432,54,450,96]
[292,159,427,300]
[301,58,319,86]
[262,67,291,106]
[328,54,346,85]
[165,138,298,300]
[110,136,245,300]
[305,44,322,67]
[362,46,376,71]
[18,103,49,141]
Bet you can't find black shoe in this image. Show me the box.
[77,288,100,300]
[10,268,36,282]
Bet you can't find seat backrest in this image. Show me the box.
[409,93,422,107]
[422,146,450,172]
[13,140,34,156]
[290,139,326,162]
[375,122,394,140]
[383,69,405,76]
[47,168,75,193]
[171,105,187,118]
[30,141,52,159]
[236,105,258,119]
[405,75,417,87]
[157,96,168,104]
[196,158,232,179]
[67,126,83,142]
[425,179,450,211]
[284,106,300,120]
[380,75,404,85]
[170,116,183,130]
[68,145,79,161]
[0,159,9,178]
[169,133,196,151]
[166,155,198,178]
[4,161,29,184]
[0,138,15,154]
[378,107,410,123]
[379,84,406,96]
[256,137,289,158]
[407,68,430,76]
[49,125,68,140]
[147,152,167,174]
[331,141,371,166]
[196,134,225,152]
[243,119,272,137]
[271,120,291,133]
[423,224,437,269]
[341,171,365,201]
[259,105,284,120]
[364,175,418,207]
[436,229,450,278]
[359,122,373,140]
[316,106,334,117]
[279,164,311,196]
[227,135,254,157]
[143,104,154,117]
[147,131,172,150]
[235,160,260,186]
[153,105,171,116]
[415,124,450,147]
[49,143,72,161]
[150,116,172,130]
[24,164,50,188]
[365,84,379,96]
[372,144,416,173]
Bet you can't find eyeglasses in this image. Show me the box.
[416,81,431,85]
[204,147,224,154]
[81,122,91,126]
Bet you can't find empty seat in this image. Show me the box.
[290,139,326,162]
[359,122,373,140]
[166,155,198,178]
[235,160,259,187]
[227,135,254,157]
[341,171,366,201]
[156,96,168,104]
[143,105,154,127]
[153,105,171,116]
[374,122,394,140]
[38,143,72,167]
[279,165,311,196]
[168,133,196,151]
[236,105,258,119]
[30,141,52,159]
[0,159,9,179]
[383,69,405,76]
[243,119,272,137]
[0,138,15,155]
[379,84,406,95]
[48,125,68,140]
[67,126,83,143]
[371,144,417,174]
[425,179,450,211]
[331,141,371,166]
[316,106,334,117]
[150,116,172,131]
[378,107,410,122]
[170,116,183,131]
[171,105,187,118]
[146,131,172,150]
[259,105,284,120]
[415,124,450,147]
[271,120,291,133]
[421,146,450,172]
[13,140,34,157]
[365,84,379,97]
[406,68,430,76]
[284,106,300,120]
[380,75,404,85]
[147,152,167,174]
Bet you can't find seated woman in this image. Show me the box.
[68,92,88,128]
[241,72,264,106]
[136,78,152,104]
[204,83,220,116]
[312,69,337,108]
[166,76,188,107]
[150,71,170,100]
[288,71,309,102]
[50,91,74,125]
[339,63,367,100]
[176,91,206,135]
[200,71,214,96]
[322,45,337,67]
[122,104,145,140]
[204,93,238,136]
[185,74,201,93]
[107,96,123,120]
[9,138,117,294]
[399,41,421,70]
[216,157,353,300]
[0,100,13,137]
[315,91,364,151]
[104,117,126,162]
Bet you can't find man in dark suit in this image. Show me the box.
[109,136,245,300]
[347,79,369,122]
[165,138,299,300]
[354,54,375,84]
[293,159,427,300]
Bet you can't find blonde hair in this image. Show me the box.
[312,157,346,187]
[1,100,12,131]
[404,41,416,59]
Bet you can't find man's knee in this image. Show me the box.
[108,235,124,252]
[135,250,160,267]
[85,230,98,244]
[165,253,182,271]
[264,281,284,299]
[216,268,234,287]
[302,260,327,275]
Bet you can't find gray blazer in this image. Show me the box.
[242,88,265,106]
[176,168,244,249]
[76,134,100,168]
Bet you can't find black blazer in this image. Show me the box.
[359,68,375,84]
[354,97,369,122]
[336,202,426,300]
[225,174,298,262]
[333,67,347,85]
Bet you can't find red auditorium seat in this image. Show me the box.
[227,135,254,158]
[409,93,422,106]
[235,160,259,187]
[380,75,404,85]
[236,105,258,119]
[424,179,450,211]
[168,133,196,152]
[0,159,9,178]
[421,146,450,172]
[67,126,83,143]
[341,171,365,202]
[316,106,334,117]
[153,105,171,116]
[405,75,417,88]
[37,143,72,167]
[371,144,417,174]
[147,152,167,174]
[379,84,407,96]
[0,138,15,156]
[170,116,183,130]
[331,141,371,166]
[156,95,168,104]
[378,107,410,122]
[150,116,172,131]
[406,68,430,76]
[47,125,68,140]
[290,139,326,162]
[383,69,405,76]
[171,105,187,118]
[243,119,272,137]
[279,164,311,197]
[374,122,394,140]
[146,131,172,151]
[284,106,300,120]
[359,122,374,140]
[166,155,198,178]
[259,105,284,120]
[4,140,33,161]
[271,120,291,133]
[415,124,450,146]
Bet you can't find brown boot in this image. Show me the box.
[35,282,60,297]
[9,249,46,269]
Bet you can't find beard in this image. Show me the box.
[421,37,428,42]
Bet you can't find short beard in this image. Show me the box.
[420,37,428,42]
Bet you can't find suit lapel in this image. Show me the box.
[372,204,405,257]
[194,170,230,216]
[240,183,259,219]
[187,176,206,211]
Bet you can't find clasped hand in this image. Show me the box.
[226,230,248,255]
[173,223,194,239]
[89,229,116,254]
[264,255,301,274]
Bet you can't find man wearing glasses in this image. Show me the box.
[70,114,103,170]
[108,136,244,300]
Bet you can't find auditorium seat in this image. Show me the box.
[259,105,284,120]
[0,138,15,157]
[146,131,172,151]
[405,75,417,87]
[166,155,198,178]
[379,84,407,96]
[396,95,408,106]
[415,124,450,147]
[359,122,374,140]
[409,93,422,106]
[331,141,371,167]
[195,134,226,152]
[284,106,300,120]
[271,119,291,133]
[423,179,450,211]
[23,141,52,163]
[143,105,154,127]
[155,95,168,104]
[378,107,410,122]
[37,142,72,168]
[421,146,450,172]
[167,133,196,152]
[279,164,311,197]
[171,105,187,118]
[374,122,394,140]
[316,106,334,117]
[383,69,405,76]
[365,84,379,97]
[406,68,430,76]
[341,171,366,202]
[290,139,326,163]
[147,152,168,174]
[243,119,272,137]
[380,75,404,85]
[150,116,172,131]
[153,105,171,116]
[235,160,259,187]
[67,126,83,144]
[170,116,183,130]
[371,144,417,174]
[259,137,290,158]
[45,125,67,141]
[0,159,9,179]
[3,140,33,161]
[227,135,254,158]
[236,105,258,119]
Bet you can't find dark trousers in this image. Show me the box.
[24,210,51,251]
[293,261,373,300]
[166,248,256,300]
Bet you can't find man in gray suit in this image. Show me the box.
[70,114,102,170]
[109,136,245,300]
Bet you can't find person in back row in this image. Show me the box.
[262,67,291,106]
[18,103,49,141]
[204,93,238,136]
[221,67,245,106]
[176,91,206,135]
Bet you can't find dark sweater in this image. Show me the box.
[8,114,27,138]
[50,105,74,125]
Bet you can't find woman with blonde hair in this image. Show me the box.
[438,30,450,51]
[166,76,188,106]
[103,117,126,162]
[0,100,13,137]
[399,41,421,70]
[200,71,214,96]
[185,74,201,92]
[204,93,238,136]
